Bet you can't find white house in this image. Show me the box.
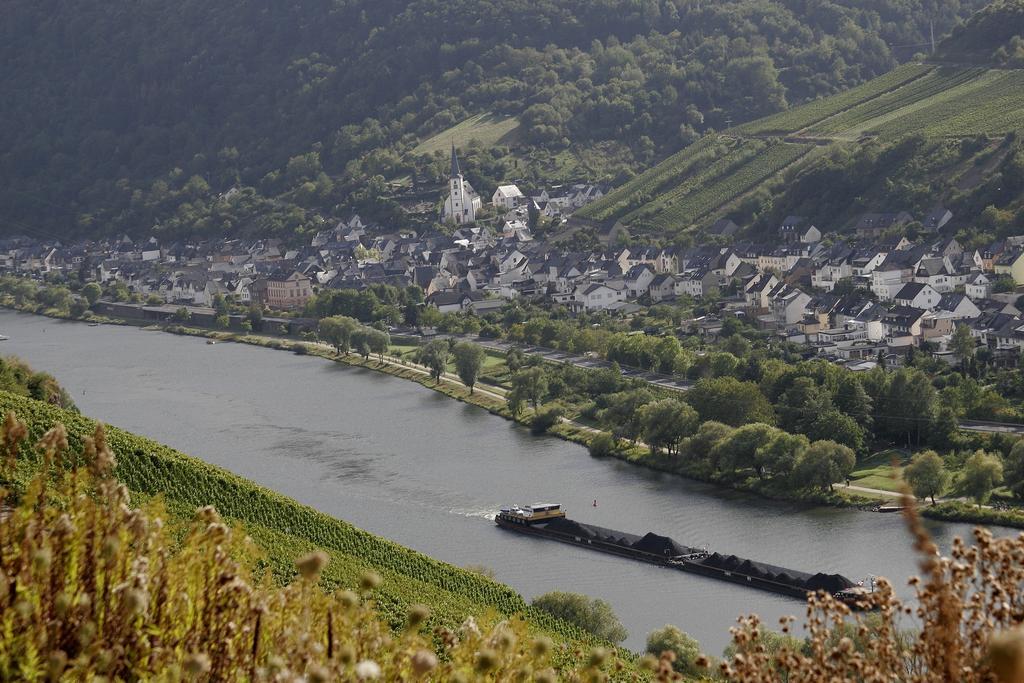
[648,274,677,302]
[893,282,941,310]
[744,272,779,309]
[936,293,981,320]
[624,264,656,298]
[913,257,956,293]
[492,185,525,210]
[965,272,992,299]
[770,285,812,325]
[812,257,853,291]
[575,283,627,311]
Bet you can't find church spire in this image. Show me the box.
[450,141,461,178]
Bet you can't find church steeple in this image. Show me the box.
[450,142,461,178]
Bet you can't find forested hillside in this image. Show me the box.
[0,0,984,241]
[935,0,1024,63]
[578,0,1024,245]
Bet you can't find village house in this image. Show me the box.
[854,211,914,239]
[492,185,525,210]
[966,273,992,299]
[893,282,941,310]
[936,293,981,320]
[778,216,821,244]
[624,264,656,298]
[648,274,677,302]
[575,282,627,311]
[744,272,779,310]
[259,271,313,311]
[994,248,1024,284]
[770,284,813,326]
[882,306,926,345]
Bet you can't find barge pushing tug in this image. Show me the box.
[495,503,872,608]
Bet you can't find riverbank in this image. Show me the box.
[7,302,1023,529]
[0,304,879,508]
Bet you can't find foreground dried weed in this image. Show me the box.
[721,486,1024,683]
[0,412,636,681]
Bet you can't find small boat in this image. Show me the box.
[88,323,100,327]
[206,340,217,345]
[0,334,8,341]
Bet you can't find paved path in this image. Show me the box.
[958,419,1024,435]
[841,483,904,499]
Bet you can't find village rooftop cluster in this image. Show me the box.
[2,148,1024,371]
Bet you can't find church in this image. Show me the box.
[441,144,482,225]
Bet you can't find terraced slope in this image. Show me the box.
[622,141,813,233]
[733,63,934,136]
[576,62,1024,237]
[806,67,988,137]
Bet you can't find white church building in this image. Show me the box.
[441,144,482,225]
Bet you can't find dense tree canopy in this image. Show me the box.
[0,0,985,240]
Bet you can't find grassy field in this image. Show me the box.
[848,449,911,493]
[0,390,599,647]
[413,112,521,155]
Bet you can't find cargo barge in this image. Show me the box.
[495,503,872,607]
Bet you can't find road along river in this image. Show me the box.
[0,310,1006,652]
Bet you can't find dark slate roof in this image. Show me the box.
[450,143,461,177]
[894,282,928,300]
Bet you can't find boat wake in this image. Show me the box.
[450,507,498,521]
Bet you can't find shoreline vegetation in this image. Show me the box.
[9,302,1023,531]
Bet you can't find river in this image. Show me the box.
[0,310,1002,652]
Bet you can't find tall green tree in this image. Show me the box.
[881,368,937,447]
[351,329,372,360]
[598,389,654,442]
[638,399,699,456]
[417,339,451,383]
[834,375,873,431]
[1003,439,1024,499]
[959,450,1003,506]
[366,328,390,363]
[686,377,774,427]
[212,293,229,316]
[793,440,856,492]
[318,316,359,354]
[82,282,102,306]
[951,323,976,375]
[756,431,809,481]
[712,423,777,475]
[808,409,866,454]
[903,450,950,504]
[778,377,832,434]
[452,342,486,394]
